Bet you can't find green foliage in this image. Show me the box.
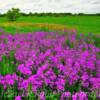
[0,84,18,100]
[65,81,81,94]
[53,67,59,76]
[88,91,97,100]
[6,8,20,21]
[0,51,17,75]
[46,93,61,100]
[94,36,100,48]
[66,39,74,48]
[27,84,37,100]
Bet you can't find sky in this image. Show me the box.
[0,0,100,14]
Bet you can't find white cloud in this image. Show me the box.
[0,0,100,14]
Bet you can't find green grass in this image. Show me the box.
[0,26,45,34]
[0,15,100,34]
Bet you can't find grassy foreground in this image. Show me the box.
[0,15,100,34]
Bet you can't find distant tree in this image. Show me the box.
[33,12,38,16]
[96,13,100,16]
[0,13,5,17]
[29,12,33,16]
[6,8,20,21]
[21,12,28,16]
[78,13,84,15]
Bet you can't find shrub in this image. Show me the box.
[6,8,20,21]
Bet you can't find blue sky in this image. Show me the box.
[0,0,100,14]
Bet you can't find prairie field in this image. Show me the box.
[0,15,100,34]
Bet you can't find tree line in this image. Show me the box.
[0,8,100,21]
[21,12,100,16]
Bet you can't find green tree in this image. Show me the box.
[6,8,20,21]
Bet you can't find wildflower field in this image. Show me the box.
[0,28,100,100]
[0,15,100,100]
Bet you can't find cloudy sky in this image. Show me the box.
[0,0,100,14]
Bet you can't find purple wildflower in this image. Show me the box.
[39,91,46,100]
[15,96,22,100]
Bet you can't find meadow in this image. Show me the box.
[0,15,100,34]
